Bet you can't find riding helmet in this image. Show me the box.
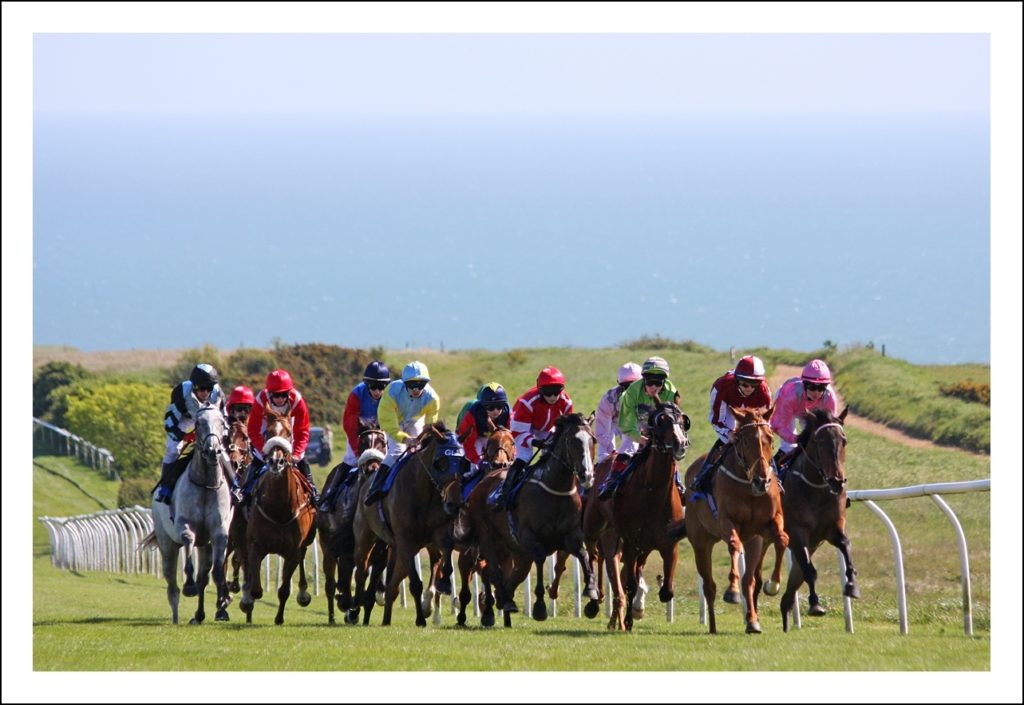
[401,361,431,382]
[363,360,391,382]
[801,359,832,385]
[734,355,766,381]
[618,362,642,384]
[265,369,294,393]
[189,363,219,388]
[227,385,255,408]
[536,367,565,388]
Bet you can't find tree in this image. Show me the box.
[33,361,91,426]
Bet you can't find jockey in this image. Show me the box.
[363,361,441,505]
[318,360,391,512]
[226,385,255,426]
[155,363,227,504]
[488,367,574,511]
[689,355,773,495]
[242,368,320,504]
[598,356,684,501]
[594,362,642,464]
[456,382,512,474]
[770,359,838,480]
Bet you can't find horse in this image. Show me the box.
[683,406,787,634]
[764,407,860,631]
[143,401,234,624]
[585,402,690,630]
[353,422,464,627]
[468,413,600,627]
[454,424,516,628]
[238,405,318,624]
[317,422,388,625]
[225,420,252,594]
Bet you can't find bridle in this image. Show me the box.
[718,421,773,490]
[792,422,847,494]
[531,417,594,495]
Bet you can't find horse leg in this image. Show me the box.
[531,558,548,622]
[211,532,232,622]
[159,539,181,625]
[831,522,860,599]
[657,544,679,604]
[601,535,625,630]
[322,550,338,624]
[381,546,412,627]
[296,549,312,607]
[694,540,718,635]
[742,536,765,634]
[764,538,785,596]
[456,550,474,627]
[190,543,213,625]
[622,551,638,632]
[547,550,567,601]
[274,553,299,625]
[480,571,497,629]
[240,544,265,624]
[180,525,198,598]
[789,539,824,616]
[780,553,806,632]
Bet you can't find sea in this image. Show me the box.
[32,112,990,364]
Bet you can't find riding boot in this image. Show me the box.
[674,468,686,505]
[690,439,725,494]
[489,458,526,511]
[598,448,646,500]
[364,464,391,505]
[238,457,263,507]
[318,462,351,513]
[297,458,320,505]
[154,462,176,504]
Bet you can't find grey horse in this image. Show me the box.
[144,401,235,624]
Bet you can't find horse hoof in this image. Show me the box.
[189,617,201,625]
[532,602,548,622]
[481,612,495,628]
[583,600,601,619]
[809,603,827,616]
[215,609,230,622]
[658,586,673,603]
[251,589,263,601]
[274,616,284,625]
[502,601,519,614]
[845,583,861,600]
[228,580,240,593]
[763,580,781,596]
[345,610,359,625]
[239,600,253,614]
[375,591,386,607]
[183,584,198,598]
[415,617,427,628]
[297,593,311,608]
[631,608,646,621]
[723,589,741,604]
[746,620,762,634]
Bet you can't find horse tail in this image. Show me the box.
[138,530,158,551]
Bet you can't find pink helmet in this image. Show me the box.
[801,359,832,385]
[617,362,642,384]
[734,355,766,381]
[537,367,565,388]
[227,385,255,409]
[265,369,294,394]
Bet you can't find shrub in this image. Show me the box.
[621,335,714,353]
[939,381,990,406]
[34,361,91,426]
[118,477,154,508]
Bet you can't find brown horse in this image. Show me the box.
[586,402,690,630]
[225,420,252,594]
[354,422,464,626]
[765,407,860,631]
[454,424,516,628]
[317,423,388,625]
[468,413,601,627]
[684,406,787,634]
[238,405,318,624]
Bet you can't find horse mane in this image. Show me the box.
[797,408,836,448]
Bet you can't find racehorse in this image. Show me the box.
[354,422,464,626]
[765,407,860,631]
[238,405,318,625]
[225,420,252,593]
[318,423,388,625]
[683,406,787,634]
[454,424,516,628]
[468,413,601,627]
[585,402,690,630]
[143,401,234,624]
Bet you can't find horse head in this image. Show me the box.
[483,425,516,470]
[227,420,251,474]
[357,420,388,455]
[647,402,691,462]
[798,406,849,495]
[547,413,595,490]
[262,404,293,475]
[729,406,775,496]
[195,403,227,470]
[415,423,465,516]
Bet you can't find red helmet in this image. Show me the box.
[228,385,255,408]
[536,367,565,388]
[265,369,294,394]
[734,355,766,381]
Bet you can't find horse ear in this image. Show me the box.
[681,413,691,432]
[764,404,775,421]
[185,392,201,419]
[585,412,595,427]
[838,406,849,423]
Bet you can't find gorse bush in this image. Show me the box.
[939,381,990,406]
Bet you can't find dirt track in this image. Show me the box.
[770,365,982,456]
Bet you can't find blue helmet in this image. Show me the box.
[363,360,391,382]
[478,382,508,406]
[401,361,430,383]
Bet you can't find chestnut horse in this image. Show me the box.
[683,406,787,634]
[354,422,464,627]
[585,402,690,630]
[468,413,600,627]
[225,420,252,594]
[454,424,516,628]
[766,407,860,631]
[238,405,318,624]
[318,423,388,625]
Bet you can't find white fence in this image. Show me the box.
[33,417,118,480]
[39,479,989,633]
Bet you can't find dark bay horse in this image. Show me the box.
[586,402,690,630]
[225,420,252,594]
[144,402,234,624]
[239,405,317,624]
[454,424,516,628]
[469,413,600,627]
[683,406,787,634]
[318,423,388,625]
[766,407,860,631]
[355,422,464,627]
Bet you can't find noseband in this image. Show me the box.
[793,422,847,493]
